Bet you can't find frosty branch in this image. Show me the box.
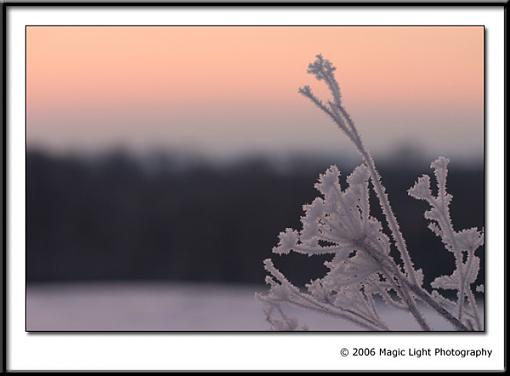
[257,55,484,331]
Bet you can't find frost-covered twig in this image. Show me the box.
[256,258,389,331]
[261,302,308,331]
[258,54,482,331]
[409,158,484,330]
[299,55,418,286]
[257,164,429,330]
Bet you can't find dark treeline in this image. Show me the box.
[27,150,484,291]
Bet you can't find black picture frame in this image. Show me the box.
[1,0,507,372]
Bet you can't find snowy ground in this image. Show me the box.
[26,283,482,331]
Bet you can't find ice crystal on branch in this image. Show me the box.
[409,157,484,330]
[258,54,483,331]
[258,163,416,331]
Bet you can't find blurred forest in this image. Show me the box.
[26,150,485,291]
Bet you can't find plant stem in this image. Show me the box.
[358,148,419,286]
[466,288,482,330]
[358,241,430,331]
[406,282,469,331]
[288,294,388,331]
[435,197,467,319]
[341,117,469,331]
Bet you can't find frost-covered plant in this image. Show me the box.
[408,157,484,330]
[256,55,483,331]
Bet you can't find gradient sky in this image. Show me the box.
[27,26,484,160]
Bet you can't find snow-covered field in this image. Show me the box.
[26,283,481,331]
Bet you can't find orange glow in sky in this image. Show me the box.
[27,26,484,158]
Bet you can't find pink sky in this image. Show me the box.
[27,26,484,159]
